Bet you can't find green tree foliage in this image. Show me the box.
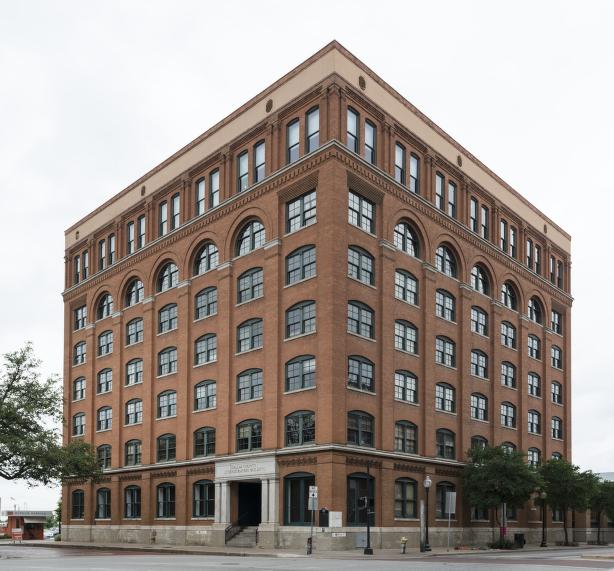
[463,445,541,540]
[540,458,596,546]
[589,479,614,544]
[0,343,99,484]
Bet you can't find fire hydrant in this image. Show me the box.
[400,536,408,554]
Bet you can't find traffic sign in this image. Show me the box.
[309,485,318,498]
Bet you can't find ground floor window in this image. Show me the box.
[124,486,141,519]
[284,472,315,525]
[435,482,455,519]
[71,490,84,519]
[347,472,374,525]
[394,478,417,518]
[193,480,215,518]
[156,483,175,518]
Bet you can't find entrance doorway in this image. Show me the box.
[237,481,261,526]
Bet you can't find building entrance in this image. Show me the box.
[237,481,261,526]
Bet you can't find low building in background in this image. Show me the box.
[1,511,53,540]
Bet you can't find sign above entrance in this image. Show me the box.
[215,455,277,481]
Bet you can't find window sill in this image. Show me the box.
[235,346,263,357]
[470,374,489,382]
[125,340,143,348]
[194,312,217,323]
[435,362,457,371]
[193,407,216,413]
[156,415,177,421]
[347,386,376,396]
[284,275,317,289]
[435,409,457,417]
[394,297,420,310]
[552,437,564,442]
[348,223,377,240]
[122,518,142,521]
[528,355,542,363]
[94,518,111,521]
[471,418,490,424]
[501,384,518,391]
[435,315,457,326]
[156,460,177,465]
[528,431,542,437]
[501,425,518,431]
[97,352,113,359]
[394,518,419,522]
[124,422,143,428]
[552,401,564,407]
[125,381,143,388]
[70,518,85,521]
[285,330,316,342]
[236,396,264,405]
[501,344,518,352]
[284,386,316,395]
[347,275,377,290]
[72,433,85,438]
[72,361,87,368]
[394,348,419,358]
[156,372,178,380]
[394,398,419,407]
[347,331,376,343]
[284,220,317,239]
[96,428,112,433]
[191,517,214,521]
[72,397,85,403]
[528,394,542,400]
[236,294,264,308]
[154,518,176,521]
[96,389,112,396]
[157,327,178,337]
[194,360,217,369]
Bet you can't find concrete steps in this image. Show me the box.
[226,526,258,547]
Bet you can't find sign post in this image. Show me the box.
[307,485,318,555]
[446,491,456,552]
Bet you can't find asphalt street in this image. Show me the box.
[2,546,614,570]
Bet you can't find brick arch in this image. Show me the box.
[223,205,272,261]
[119,271,147,306]
[432,233,467,282]
[389,210,431,259]
[147,253,181,293]
[468,254,498,297]
[89,285,115,319]
[498,273,526,310]
[525,289,549,317]
[184,230,221,277]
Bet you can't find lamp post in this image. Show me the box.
[363,461,374,555]
[540,491,547,547]
[424,476,432,552]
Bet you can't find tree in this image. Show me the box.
[463,445,541,542]
[0,343,99,484]
[540,458,596,546]
[589,479,614,544]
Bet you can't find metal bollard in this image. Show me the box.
[401,536,408,554]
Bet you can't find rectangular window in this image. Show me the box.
[73,255,80,284]
[395,143,406,184]
[287,191,316,233]
[195,178,205,215]
[470,198,478,232]
[306,107,319,153]
[447,181,457,218]
[209,169,220,208]
[170,194,180,230]
[253,141,265,183]
[534,245,542,275]
[346,108,359,153]
[409,153,420,194]
[551,310,562,334]
[549,255,555,283]
[526,238,534,269]
[500,219,507,252]
[74,305,87,330]
[287,119,300,164]
[108,235,116,265]
[557,261,563,288]
[82,250,89,279]
[98,239,106,271]
[348,191,374,233]
[480,206,489,240]
[509,226,517,258]
[237,151,248,192]
[159,201,168,237]
[126,222,135,255]
[137,215,146,249]
[364,120,376,164]
[435,173,444,210]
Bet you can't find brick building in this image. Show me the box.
[61,41,572,549]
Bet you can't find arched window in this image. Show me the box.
[347,411,374,447]
[435,336,456,367]
[435,289,455,321]
[500,321,516,348]
[284,472,315,525]
[435,245,457,277]
[436,481,456,518]
[470,265,490,295]
[528,410,541,434]
[347,246,374,285]
[158,304,178,333]
[501,441,516,454]
[528,334,541,359]
[528,297,544,324]
[470,393,488,421]
[551,345,563,369]
[73,377,86,401]
[126,318,143,345]
[394,421,417,453]
[156,483,175,518]
[157,390,177,418]
[96,444,111,469]
[436,429,455,459]
[501,402,516,428]
[194,427,216,457]
[501,281,518,310]
[501,362,516,388]
[471,435,488,449]
[528,372,541,397]
[193,480,215,518]
[125,439,142,466]
[395,478,417,518]
[96,293,113,320]
[236,220,265,256]
[125,279,144,307]
[551,381,563,404]
[347,301,374,338]
[552,417,563,439]
[195,334,217,365]
[157,262,179,292]
[286,301,315,338]
[552,452,562,460]
[347,472,374,525]
[285,411,315,446]
[394,320,418,354]
[96,406,112,431]
[237,318,264,351]
[158,347,177,376]
[72,412,85,436]
[193,242,219,275]
[124,486,141,519]
[156,434,176,462]
[394,269,418,305]
[435,383,455,413]
[236,419,262,451]
[195,287,217,319]
[73,341,86,365]
[470,306,488,336]
[286,245,316,285]
[95,488,111,519]
[286,355,315,391]
[394,370,417,403]
[470,350,488,378]
[97,330,113,356]
[237,267,264,303]
[528,447,541,467]
[125,399,143,425]
[348,356,374,392]
[194,380,216,410]
[126,359,143,386]
[394,222,420,257]
[237,369,263,401]
[71,489,85,519]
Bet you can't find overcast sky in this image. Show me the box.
[1,0,612,512]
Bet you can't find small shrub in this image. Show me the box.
[488,538,515,550]
[54,534,61,542]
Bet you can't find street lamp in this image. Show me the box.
[540,491,547,547]
[423,476,432,552]
[363,461,374,555]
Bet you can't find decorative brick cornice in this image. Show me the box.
[186,465,214,475]
[346,457,382,469]
[393,462,426,474]
[151,470,177,479]
[278,456,317,467]
[118,473,142,482]
[435,467,462,478]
